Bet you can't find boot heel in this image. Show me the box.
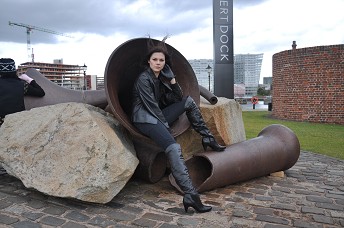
[183,194,212,213]
[202,137,226,152]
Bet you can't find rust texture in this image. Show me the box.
[169,124,300,193]
[199,85,218,105]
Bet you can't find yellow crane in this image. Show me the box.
[9,21,72,62]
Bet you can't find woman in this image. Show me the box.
[131,39,225,213]
[0,58,45,126]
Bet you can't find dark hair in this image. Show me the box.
[144,36,172,68]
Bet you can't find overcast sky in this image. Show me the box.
[1,0,344,83]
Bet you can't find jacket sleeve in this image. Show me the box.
[136,75,169,127]
[24,80,45,97]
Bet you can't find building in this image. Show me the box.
[234,54,263,96]
[17,59,87,90]
[262,76,272,90]
[188,54,263,97]
[188,59,214,92]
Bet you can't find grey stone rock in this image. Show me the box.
[0,103,138,204]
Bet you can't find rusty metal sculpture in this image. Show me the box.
[199,85,218,105]
[169,124,300,193]
[104,38,200,183]
[24,68,108,110]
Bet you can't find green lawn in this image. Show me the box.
[242,111,344,160]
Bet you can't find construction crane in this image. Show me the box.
[9,21,73,62]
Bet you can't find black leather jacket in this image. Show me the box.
[131,68,183,128]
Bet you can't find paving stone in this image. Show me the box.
[40,215,66,226]
[330,211,344,218]
[270,203,297,211]
[335,199,344,206]
[225,196,245,202]
[160,223,180,228]
[232,209,253,218]
[165,207,185,215]
[42,205,67,215]
[264,224,291,228]
[0,200,13,209]
[6,195,28,204]
[256,215,290,225]
[0,213,19,225]
[142,212,173,222]
[253,207,275,216]
[26,199,47,209]
[248,188,267,195]
[271,186,291,194]
[88,216,117,227]
[268,191,284,197]
[12,220,42,228]
[122,205,144,214]
[106,210,136,222]
[294,189,320,195]
[61,221,88,228]
[64,211,90,222]
[293,219,321,228]
[235,192,254,198]
[301,206,325,215]
[131,218,157,227]
[22,212,45,221]
[326,192,344,200]
[315,202,344,211]
[177,217,200,227]
[306,195,333,203]
[255,195,274,201]
[312,214,334,225]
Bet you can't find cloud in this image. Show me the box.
[1,0,344,81]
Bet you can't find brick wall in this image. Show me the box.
[272,44,344,125]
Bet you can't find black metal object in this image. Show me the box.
[169,124,300,193]
[213,0,234,99]
[104,38,200,183]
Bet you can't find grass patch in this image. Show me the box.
[242,111,344,160]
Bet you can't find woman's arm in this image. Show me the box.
[24,80,45,97]
[20,74,45,97]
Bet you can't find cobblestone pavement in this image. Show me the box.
[1,151,343,228]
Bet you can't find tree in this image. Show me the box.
[257,87,271,96]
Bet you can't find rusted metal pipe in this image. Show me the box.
[104,38,200,183]
[24,68,108,110]
[199,85,218,105]
[169,124,300,193]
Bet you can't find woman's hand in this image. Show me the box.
[170,78,176,84]
[19,74,33,83]
[161,64,175,80]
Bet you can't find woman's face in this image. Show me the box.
[148,52,165,76]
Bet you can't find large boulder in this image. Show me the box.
[0,102,138,204]
[177,97,246,159]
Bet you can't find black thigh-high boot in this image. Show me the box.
[184,96,226,152]
[165,143,212,213]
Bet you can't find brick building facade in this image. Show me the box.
[272,44,344,125]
